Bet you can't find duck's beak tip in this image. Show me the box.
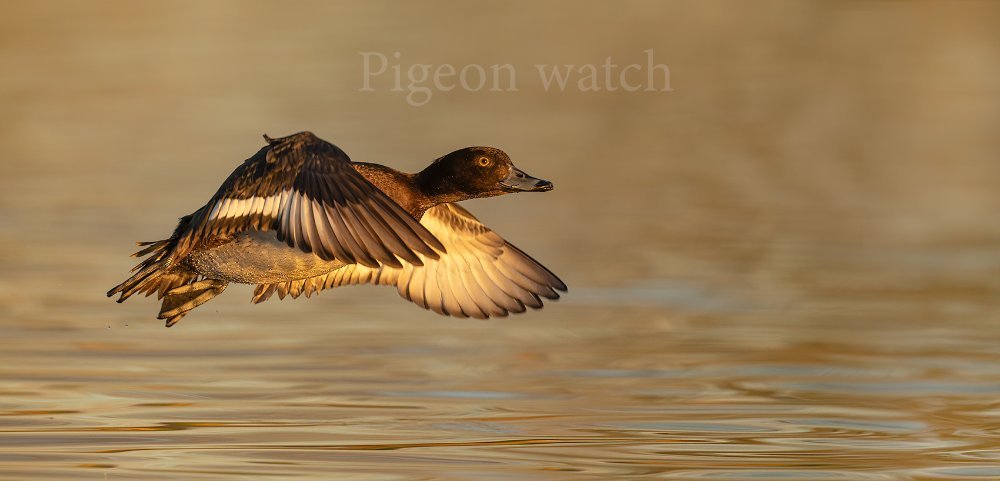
[499,166,554,193]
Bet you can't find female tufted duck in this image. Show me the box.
[108,132,566,326]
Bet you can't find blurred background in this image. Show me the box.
[1,2,998,480]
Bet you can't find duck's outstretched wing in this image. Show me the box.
[173,131,444,268]
[108,131,444,303]
[252,203,567,319]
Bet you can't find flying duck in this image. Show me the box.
[108,132,566,326]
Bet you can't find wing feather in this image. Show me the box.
[495,257,557,302]
[251,203,565,318]
[162,132,443,269]
[424,257,448,315]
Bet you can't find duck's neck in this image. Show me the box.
[352,162,457,220]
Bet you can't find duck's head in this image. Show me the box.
[416,147,553,202]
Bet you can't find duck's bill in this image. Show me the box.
[500,166,554,192]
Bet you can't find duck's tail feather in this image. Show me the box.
[108,237,208,304]
[108,215,200,302]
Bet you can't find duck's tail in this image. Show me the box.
[107,239,193,302]
[108,211,230,327]
[107,238,229,327]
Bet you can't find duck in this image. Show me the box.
[107,131,567,327]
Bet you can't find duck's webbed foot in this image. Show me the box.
[157,279,229,327]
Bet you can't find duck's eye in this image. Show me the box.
[478,157,491,167]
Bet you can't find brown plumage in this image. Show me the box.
[108,131,566,326]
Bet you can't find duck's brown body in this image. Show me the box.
[108,132,565,326]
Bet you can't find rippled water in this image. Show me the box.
[2,2,1000,480]
[2,260,998,480]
